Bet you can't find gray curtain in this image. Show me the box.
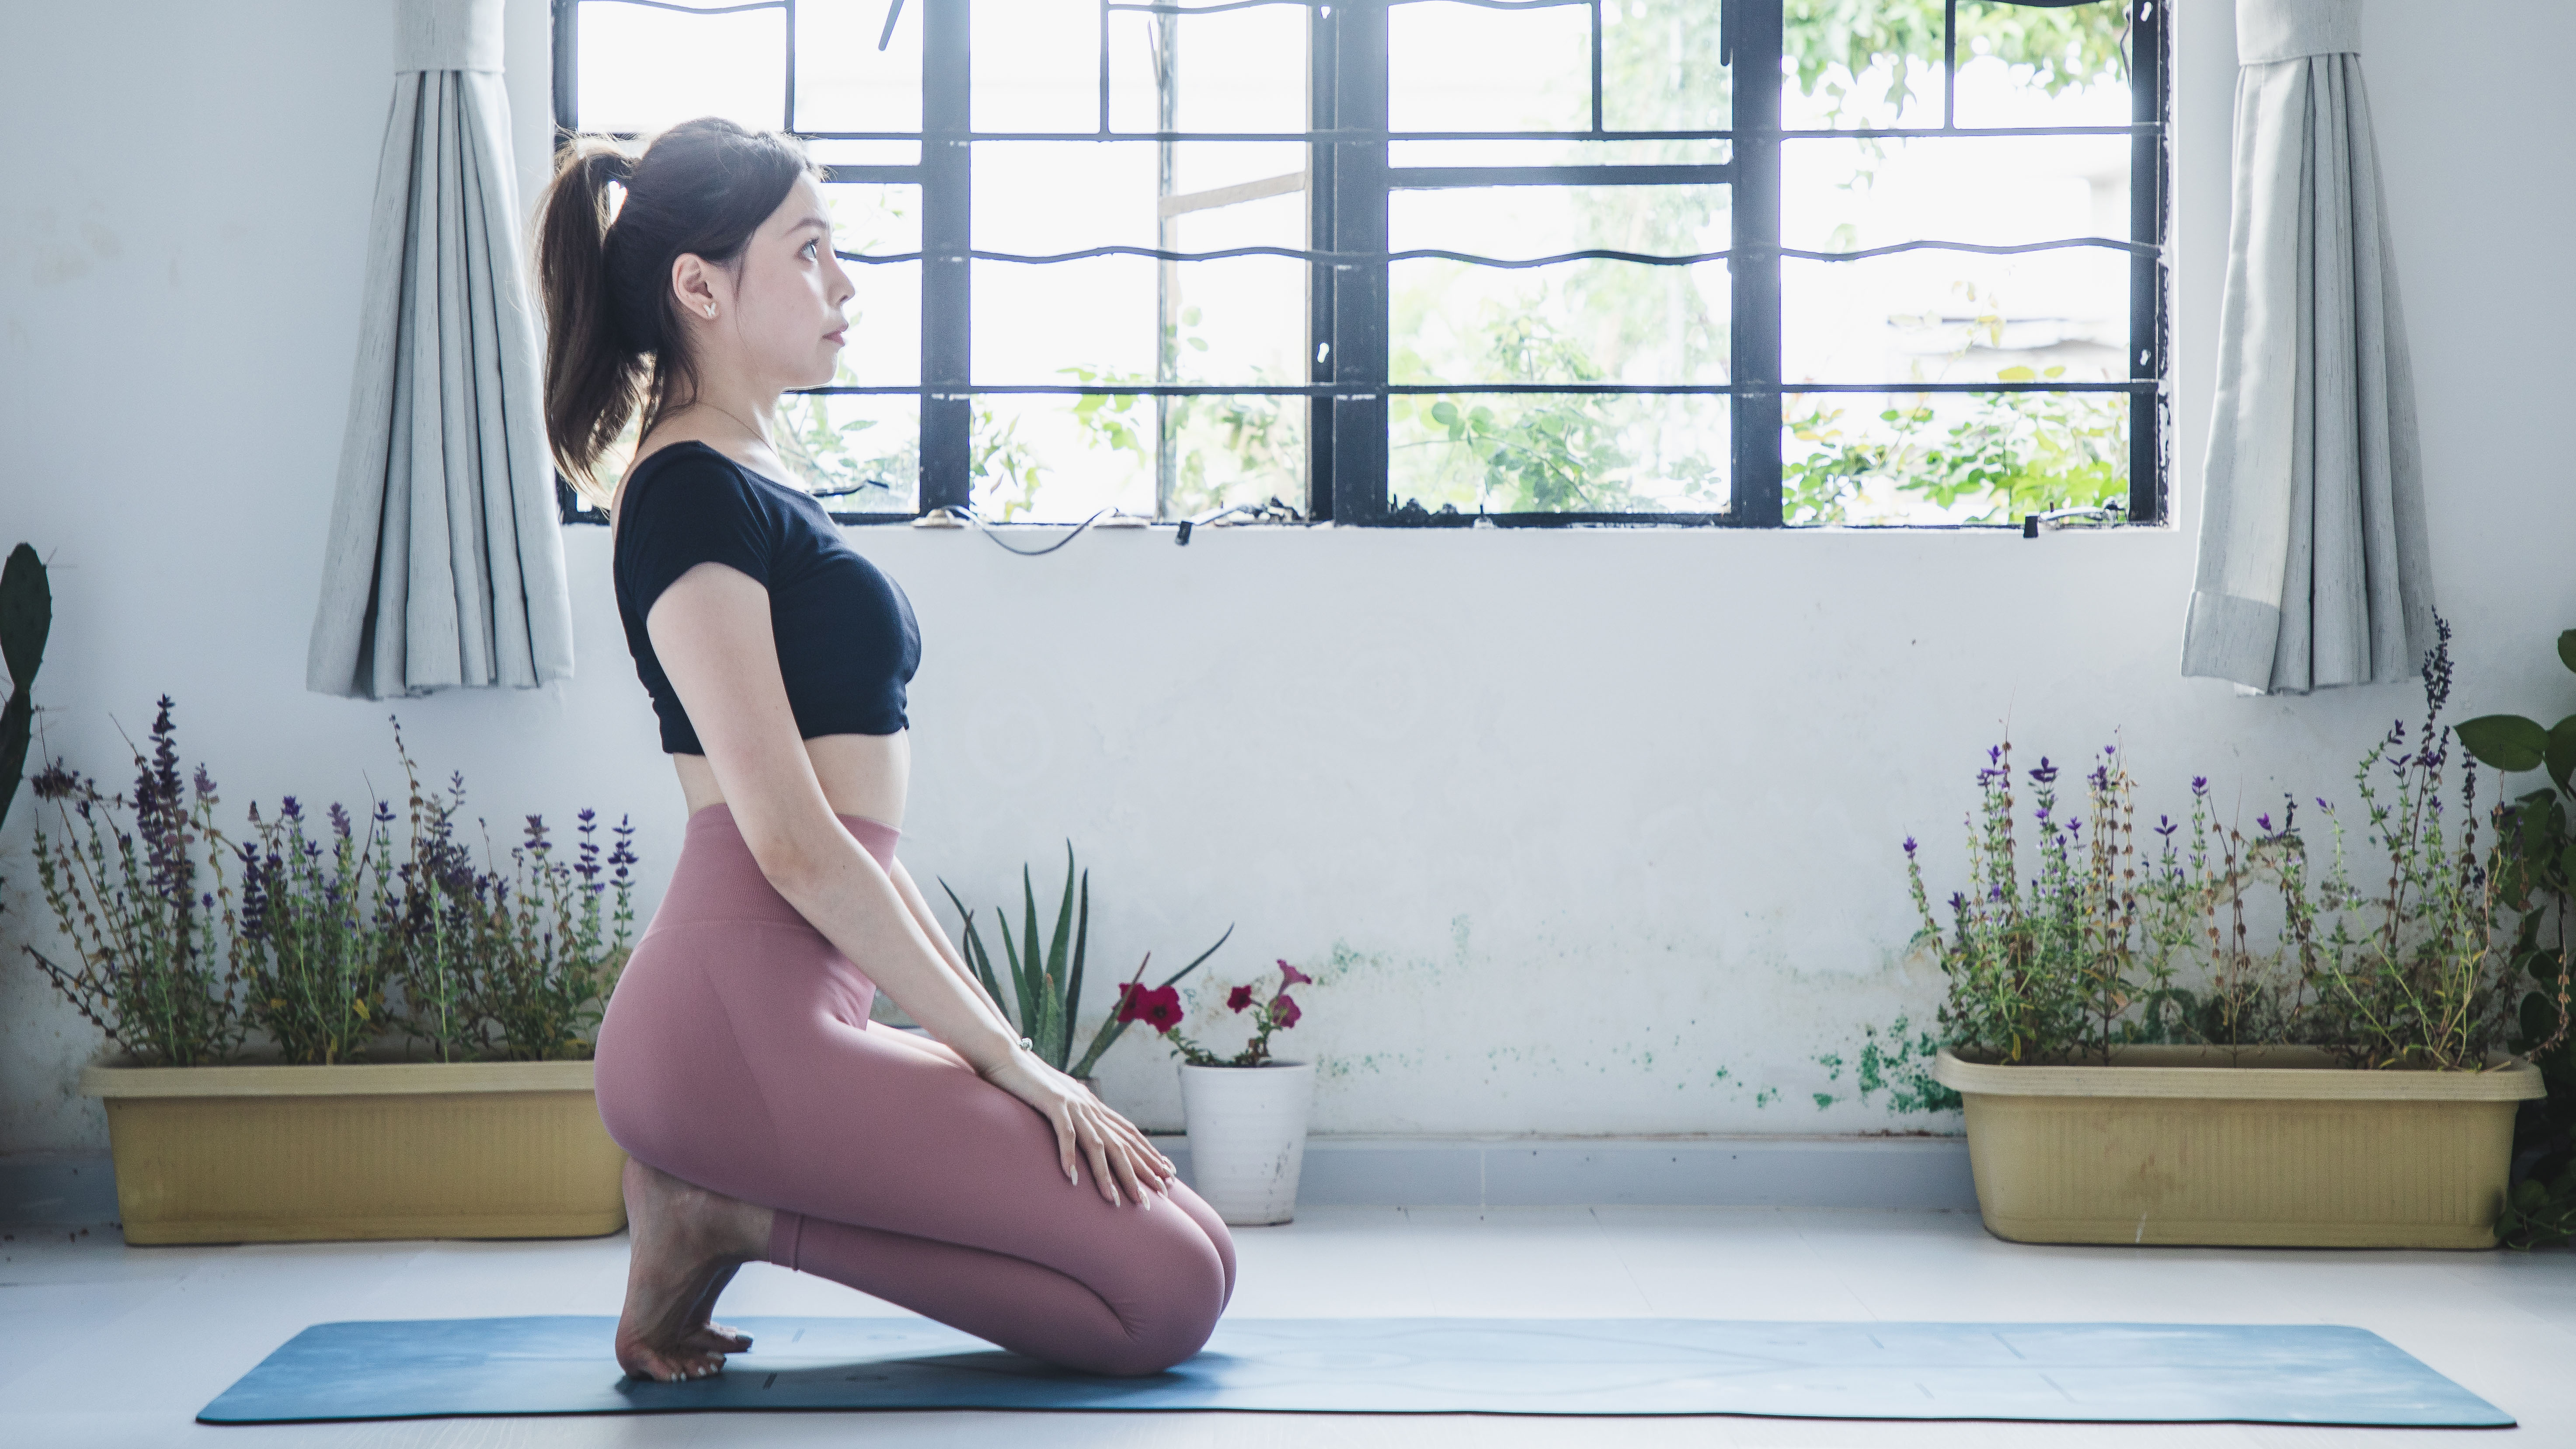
[307,0,574,700]
[2179,0,2433,694]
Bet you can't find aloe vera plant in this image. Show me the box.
[940,842,1232,1078]
[1,542,50,846]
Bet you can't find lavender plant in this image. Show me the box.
[1907,619,2570,1072]
[230,794,403,1064]
[472,808,638,1060]
[23,696,247,1066]
[23,701,640,1066]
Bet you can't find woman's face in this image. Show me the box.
[671,171,854,394]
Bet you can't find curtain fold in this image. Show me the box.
[307,0,574,700]
[2180,0,2432,695]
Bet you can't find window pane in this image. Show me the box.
[1951,0,2133,130]
[808,139,922,167]
[1783,136,2129,253]
[968,394,1153,520]
[775,394,920,512]
[973,141,1306,254]
[1390,392,1729,515]
[1389,0,1593,133]
[972,0,1100,132]
[575,0,785,134]
[1780,250,2128,387]
[1391,181,1729,389]
[1781,389,2129,527]
[974,143,1157,254]
[1391,139,1730,168]
[1780,0,1943,129]
[794,0,922,135]
[1165,394,1305,520]
[1392,182,1728,258]
[825,184,919,387]
[1601,0,1730,133]
[968,394,1302,524]
[974,256,1155,383]
[1393,258,1729,388]
[1105,4,1309,134]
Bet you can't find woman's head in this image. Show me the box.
[534,117,848,506]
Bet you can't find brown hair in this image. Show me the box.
[533,116,824,509]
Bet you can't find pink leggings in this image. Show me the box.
[592,803,1236,1376]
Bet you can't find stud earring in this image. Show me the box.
[704,304,717,318]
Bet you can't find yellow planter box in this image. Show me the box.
[1932,1045,2545,1250]
[78,1058,627,1246]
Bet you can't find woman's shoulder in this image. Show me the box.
[617,441,766,525]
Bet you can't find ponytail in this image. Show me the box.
[533,118,821,509]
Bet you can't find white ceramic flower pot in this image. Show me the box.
[1178,1060,1315,1226]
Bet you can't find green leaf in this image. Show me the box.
[2458,714,2550,772]
[2551,717,2576,794]
[1996,365,2037,382]
[1430,401,1459,427]
[2558,629,2576,676]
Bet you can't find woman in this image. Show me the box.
[533,115,1236,1385]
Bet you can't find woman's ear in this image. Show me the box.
[668,253,720,320]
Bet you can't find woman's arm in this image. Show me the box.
[645,561,1172,1205]
[882,853,1017,1031]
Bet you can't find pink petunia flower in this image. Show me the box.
[1272,992,1301,1028]
[1226,984,1256,1012]
[1278,959,1314,987]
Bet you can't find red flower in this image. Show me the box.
[1139,985,1184,1033]
[1114,980,1148,1023]
[1278,959,1313,987]
[1271,992,1301,1028]
[1226,984,1256,1013]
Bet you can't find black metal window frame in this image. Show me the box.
[553,0,2169,529]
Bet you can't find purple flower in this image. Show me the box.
[2191,777,2208,794]
[1902,836,1918,857]
[2257,813,2273,832]
[2155,816,2177,837]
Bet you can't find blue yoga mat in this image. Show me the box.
[195,1316,2511,1426]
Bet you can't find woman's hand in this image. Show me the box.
[979,1050,1180,1208]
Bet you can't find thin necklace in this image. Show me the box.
[695,400,773,452]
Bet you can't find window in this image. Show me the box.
[553,0,2167,529]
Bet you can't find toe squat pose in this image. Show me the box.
[533,116,1236,1384]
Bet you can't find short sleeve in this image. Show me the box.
[618,453,775,621]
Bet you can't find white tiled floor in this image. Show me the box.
[4,1207,2573,1448]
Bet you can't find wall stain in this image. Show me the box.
[1807,1014,1960,1115]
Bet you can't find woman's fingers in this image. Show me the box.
[1052,1106,1080,1185]
[1115,1137,1159,1207]
[1083,1123,1120,1205]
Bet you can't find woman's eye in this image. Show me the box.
[801,240,818,258]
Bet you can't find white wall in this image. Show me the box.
[6,0,2572,1153]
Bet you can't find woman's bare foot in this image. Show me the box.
[679,1263,752,1355]
[615,1158,773,1383]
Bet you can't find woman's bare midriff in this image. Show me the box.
[673,729,909,832]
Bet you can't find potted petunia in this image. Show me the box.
[1117,959,1319,1226]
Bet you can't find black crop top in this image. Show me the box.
[612,441,920,755]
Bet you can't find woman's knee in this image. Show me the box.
[1085,1224,1230,1376]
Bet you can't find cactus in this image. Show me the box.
[0,542,49,839]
